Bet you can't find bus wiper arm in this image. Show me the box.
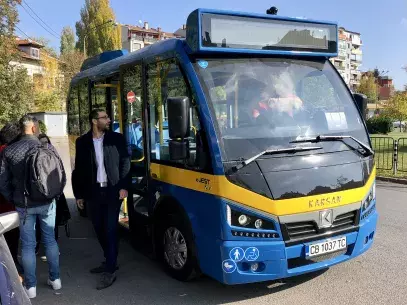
[290,135,374,157]
[229,146,323,173]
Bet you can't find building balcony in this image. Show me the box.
[351,48,362,55]
[335,65,345,71]
[352,39,362,46]
[144,37,159,43]
[131,34,144,41]
[351,54,362,63]
[350,79,360,85]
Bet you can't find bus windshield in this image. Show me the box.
[193,58,369,162]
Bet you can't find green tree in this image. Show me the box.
[0,0,33,126]
[60,49,85,97]
[0,66,34,126]
[383,92,407,132]
[60,26,76,55]
[30,38,64,112]
[75,0,121,57]
[356,73,378,103]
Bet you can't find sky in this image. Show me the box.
[16,0,407,90]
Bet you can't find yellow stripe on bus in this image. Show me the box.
[150,163,376,216]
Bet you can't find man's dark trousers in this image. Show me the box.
[89,184,122,274]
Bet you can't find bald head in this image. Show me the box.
[19,115,40,136]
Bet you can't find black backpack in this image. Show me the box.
[24,143,66,204]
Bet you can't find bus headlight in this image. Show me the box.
[362,181,375,212]
[238,214,251,226]
[254,219,263,229]
[226,205,275,230]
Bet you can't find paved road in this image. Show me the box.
[30,138,407,305]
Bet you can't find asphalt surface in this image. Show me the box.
[29,138,407,305]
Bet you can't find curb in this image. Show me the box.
[376,176,407,185]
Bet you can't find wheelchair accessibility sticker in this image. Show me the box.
[245,247,260,261]
[222,259,237,273]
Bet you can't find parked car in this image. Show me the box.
[0,211,31,305]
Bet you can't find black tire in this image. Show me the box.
[155,213,200,282]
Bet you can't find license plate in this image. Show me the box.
[306,236,347,257]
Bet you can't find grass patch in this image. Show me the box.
[370,131,407,140]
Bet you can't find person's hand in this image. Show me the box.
[119,189,128,200]
[76,199,85,210]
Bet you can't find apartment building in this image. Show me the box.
[330,27,362,91]
[121,22,186,53]
[377,76,394,100]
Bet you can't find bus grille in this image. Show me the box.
[283,210,358,241]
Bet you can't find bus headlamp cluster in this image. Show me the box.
[362,182,376,212]
[227,205,275,230]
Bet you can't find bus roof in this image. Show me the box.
[71,38,183,85]
[71,8,338,85]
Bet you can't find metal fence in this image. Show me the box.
[396,138,407,172]
[370,137,407,173]
[370,137,394,170]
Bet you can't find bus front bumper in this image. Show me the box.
[219,210,377,285]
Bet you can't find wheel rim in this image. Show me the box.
[163,227,188,270]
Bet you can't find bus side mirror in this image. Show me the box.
[0,212,19,236]
[353,93,367,119]
[168,97,190,160]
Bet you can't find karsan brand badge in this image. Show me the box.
[308,196,342,208]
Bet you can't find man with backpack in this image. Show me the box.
[0,115,66,299]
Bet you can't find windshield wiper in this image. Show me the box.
[229,146,323,173]
[290,135,374,157]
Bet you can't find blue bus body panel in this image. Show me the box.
[156,179,378,285]
[153,181,226,282]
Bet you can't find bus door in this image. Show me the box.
[120,62,152,235]
[145,58,207,202]
[92,75,147,230]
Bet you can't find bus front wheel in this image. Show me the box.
[156,213,200,282]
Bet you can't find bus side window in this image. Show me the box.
[78,79,90,134]
[67,86,80,136]
[147,59,202,167]
[91,83,106,109]
[122,64,144,174]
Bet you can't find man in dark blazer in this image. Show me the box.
[72,108,130,290]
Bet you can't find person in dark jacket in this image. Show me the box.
[72,108,130,290]
[0,121,22,276]
[35,134,71,255]
[0,115,62,299]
